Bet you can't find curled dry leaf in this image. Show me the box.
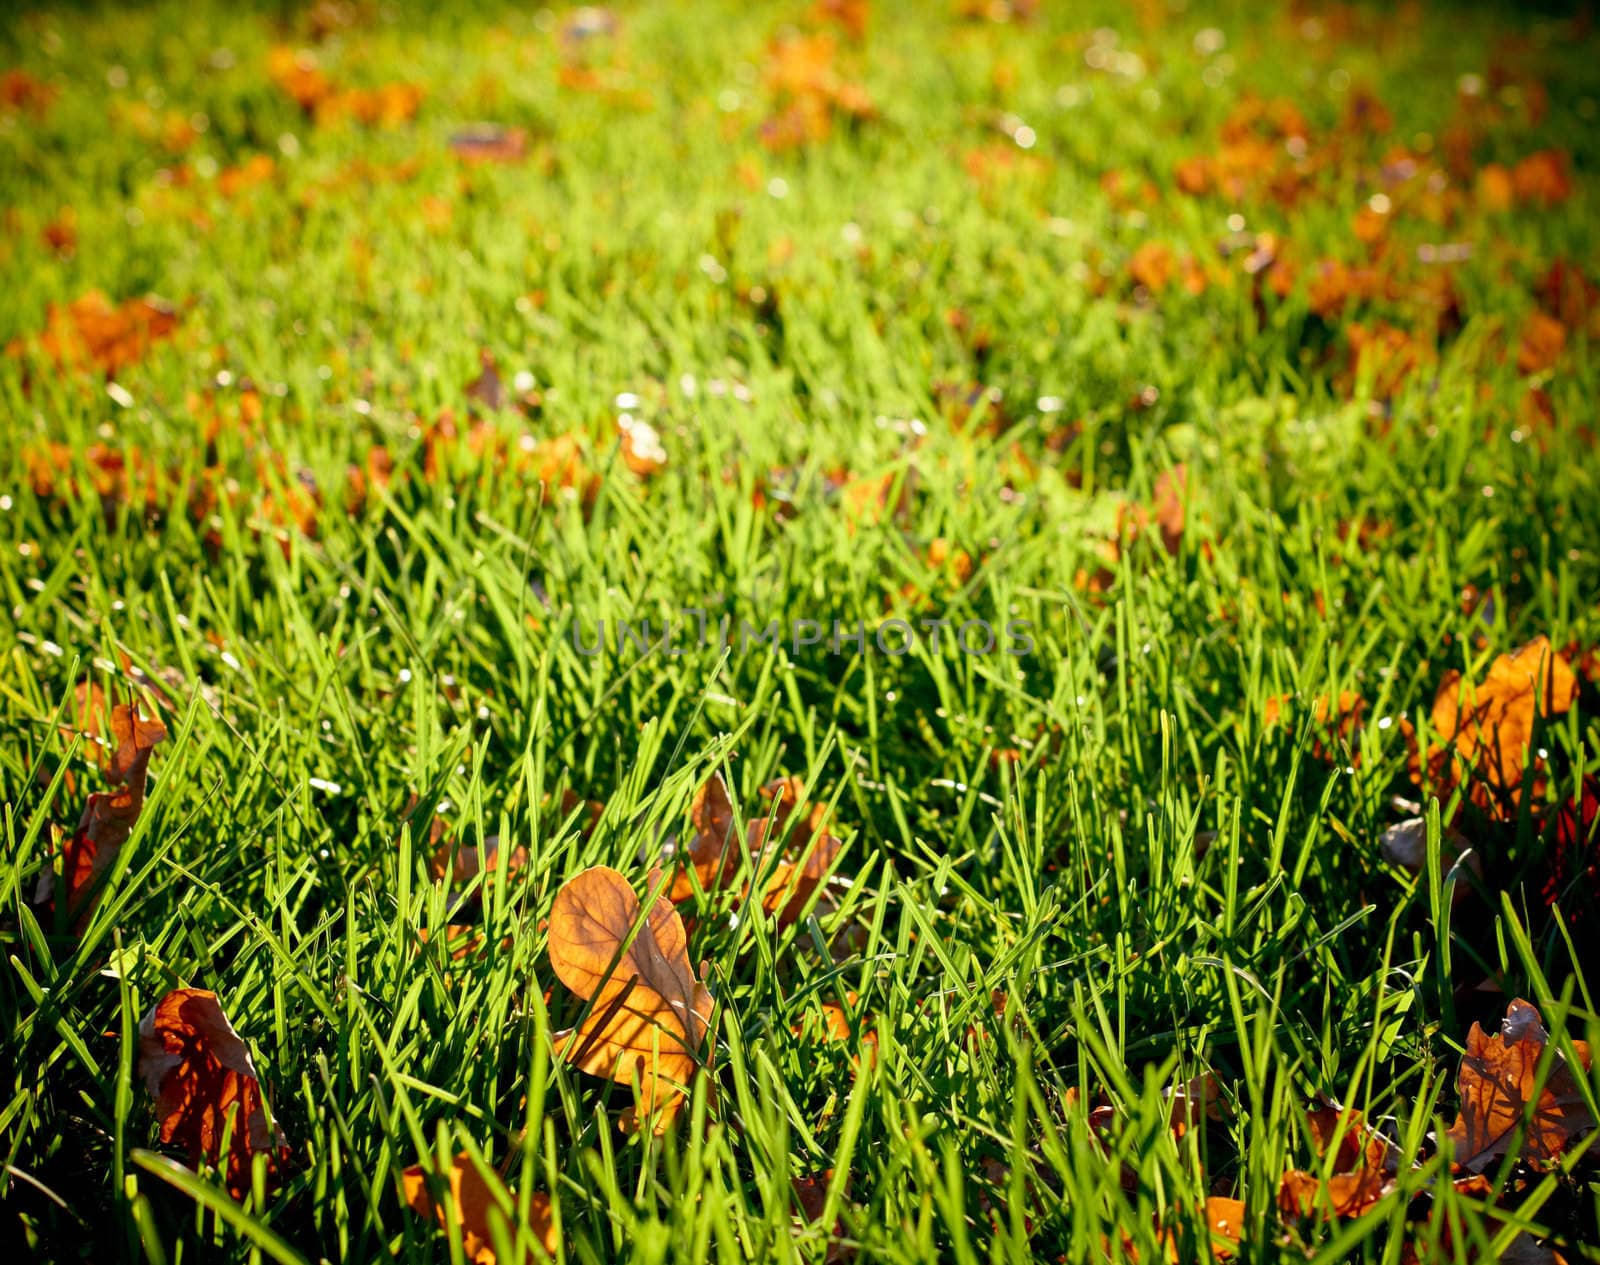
[1422,636,1578,816]
[1278,1106,1397,1219]
[138,988,290,1198]
[1379,817,1480,902]
[36,702,167,925]
[1203,1196,1245,1259]
[667,773,843,926]
[402,1152,557,1262]
[547,866,714,1132]
[752,777,843,924]
[1444,998,1595,1173]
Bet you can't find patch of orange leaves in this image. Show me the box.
[8,291,181,377]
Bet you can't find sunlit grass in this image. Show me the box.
[2,1,1599,1261]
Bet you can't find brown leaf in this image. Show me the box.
[1278,1106,1397,1219]
[1517,311,1567,375]
[7,290,181,376]
[791,1170,853,1262]
[138,989,290,1198]
[1444,998,1595,1173]
[547,866,714,1132]
[667,773,741,902]
[402,1152,557,1262]
[667,774,843,926]
[1423,636,1579,816]
[35,702,167,924]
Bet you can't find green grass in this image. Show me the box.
[3,0,1599,1261]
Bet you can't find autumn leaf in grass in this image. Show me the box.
[1262,690,1366,764]
[450,125,530,164]
[1128,241,1175,294]
[1421,636,1579,816]
[6,290,181,377]
[1278,1105,1399,1219]
[431,831,529,889]
[1201,1197,1245,1259]
[618,414,667,477]
[138,989,290,1199]
[35,702,166,926]
[1516,311,1567,375]
[751,777,844,925]
[402,1152,557,1262]
[791,1170,853,1262]
[667,773,843,926]
[547,866,714,1133]
[1106,1195,1246,1260]
[1443,999,1594,1173]
[667,772,742,903]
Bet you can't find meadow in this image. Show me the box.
[2,0,1599,1261]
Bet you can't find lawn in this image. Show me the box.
[2,0,1599,1261]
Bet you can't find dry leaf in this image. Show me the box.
[751,778,843,925]
[36,702,167,924]
[8,291,181,376]
[547,866,714,1132]
[667,774,843,926]
[1423,636,1579,815]
[792,1170,853,1262]
[138,989,290,1198]
[667,772,741,902]
[402,1152,557,1262]
[1443,998,1594,1173]
[1203,1196,1244,1258]
[1278,1106,1397,1219]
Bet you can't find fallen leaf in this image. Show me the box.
[666,773,843,925]
[1278,1106,1397,1219]
[450,125,530,164]
[138,989,290,1198]
[1203,1196,1244,1258]
[1423,636,1579,815]
[667,772,742,902]
[1516,311,1566,375]
[35,702,167,924]
[402,1152,557,1262]
[1444,998,1594,1172]
[547,866,714,1132]
[8,291,181,377]
[792,1169,853,1261]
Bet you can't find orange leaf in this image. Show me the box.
[402,1152,557,1262]
[1517,311,1567,375]
[1203,1196,1244,1258]
[668,773,844,926]
[138,989,290,1198]
[36,702,166,924]
[668,773,742,902]
[547,866,715,1132]
[1444,998,1594,1172]
[1278,1106,1397,1219]
[1424,636,1578,815]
